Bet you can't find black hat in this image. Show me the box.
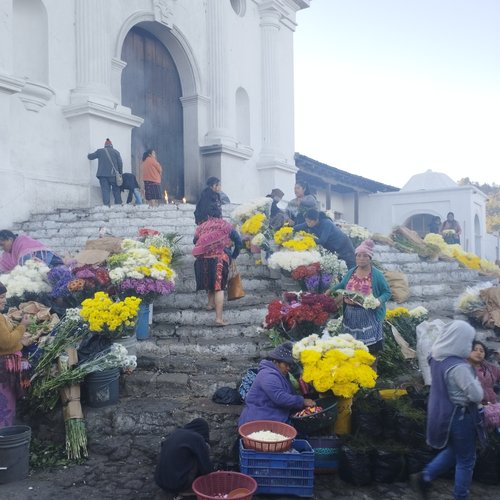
[267,341,294,365]
[184,418,210,443]
[206,176,220,187]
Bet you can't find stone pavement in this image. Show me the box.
[1,459,499,500]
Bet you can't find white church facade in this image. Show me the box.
[0,0,310,227]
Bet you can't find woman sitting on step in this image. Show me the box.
[0,229,64,273]
[192,216,242,326]
[238,342,315,425]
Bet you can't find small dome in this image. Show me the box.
[401,170,457,191]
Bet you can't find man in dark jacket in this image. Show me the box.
[294,209,356,269]
[87,138,123,206]
[155,418,213,495]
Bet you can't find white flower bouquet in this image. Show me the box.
[231,197,272,224]
[319,249,348,281]
[334,289,380,309]
[0,260,51,298]
[267,250,321,273]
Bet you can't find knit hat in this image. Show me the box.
[104,138,113,146]
[267,341,294,365]
[206,176,220,187]
[184,418,210,443]
[355,239,375,258]
[268,188,284,198]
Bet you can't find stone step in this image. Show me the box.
[156,288,278,310]
[121,368,244,400]
[152,323,266,341]
[83,395,241,460]
[152,305,268,327]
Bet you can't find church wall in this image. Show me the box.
[1,0,309,226]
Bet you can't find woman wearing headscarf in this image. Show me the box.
[0,230,64,273]
[0,282,30,427]
[194,177,223,225]
[412,320,484,500]
[139,149,163,207]
[286,180,318,226]
[192,215,242,326]
[155,418,213,495]
[327,239,391,356]
[238,341,315,425]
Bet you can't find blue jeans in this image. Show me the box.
[98,176,122,206]
[423,408,476,500]
[125,188,142,204]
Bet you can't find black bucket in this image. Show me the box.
[85,367,120,408]
[0,425,31,484]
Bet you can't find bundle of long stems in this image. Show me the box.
[59,348,88,460]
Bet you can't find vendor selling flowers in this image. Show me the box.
[238,341,315,425]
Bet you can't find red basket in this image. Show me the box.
[192,471,257,500]
[238,420,297,452]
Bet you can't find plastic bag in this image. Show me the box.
[416,319,445,385]
[473,445,500,485]
[212,387,242,405]
[406,447,437,475]
[372,449,407,483]
[339,446,373,486]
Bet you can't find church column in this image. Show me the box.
[259,6,282,161]
[256,2,297,197]
[204,0,232,143]
[63,0,142,207]
[0,0,25,221]
[71,0,112,102]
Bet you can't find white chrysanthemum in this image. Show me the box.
[267,250,321,272]
[251,233,266,247]
[122,239,144,250]
[231,197,272,223]
[409,306,428,318]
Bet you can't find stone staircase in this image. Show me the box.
[11,204,493,466]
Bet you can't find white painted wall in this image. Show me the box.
[0,0,310,227]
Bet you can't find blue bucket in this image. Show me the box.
[135,302,150,340]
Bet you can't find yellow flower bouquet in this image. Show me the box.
[292,334,377,398]
[79,291,142,339]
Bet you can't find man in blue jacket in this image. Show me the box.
[294,209,356,269]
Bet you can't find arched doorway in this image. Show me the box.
[121,27,184,199]
[405,213,437,238]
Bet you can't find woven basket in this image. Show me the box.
[192,471,257,500]
[238,420,297,452]
[290,397,338,435]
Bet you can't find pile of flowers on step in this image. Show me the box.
[0,227,180,461]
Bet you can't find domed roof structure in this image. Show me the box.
[401,170,457,191]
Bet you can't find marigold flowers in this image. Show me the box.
[241,213,266,235]
[293,333,377,398]
[282,231,317,251]
[274,226,294,245]
[80,292,141,337]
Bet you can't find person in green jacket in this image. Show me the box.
[326,239,391,356]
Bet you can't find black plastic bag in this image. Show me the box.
[406,447,436,475]
[339,445,373,486]
[77,332,112,365]
[396,414,426,446]
[372,449,407,483]
[473,446,500,485]
[381,402,399,440]
[352,409,383,439]
[212,387,242,405]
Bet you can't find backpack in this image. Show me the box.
[238,367,259,401]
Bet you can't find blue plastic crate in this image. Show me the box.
[239,439,314,497]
